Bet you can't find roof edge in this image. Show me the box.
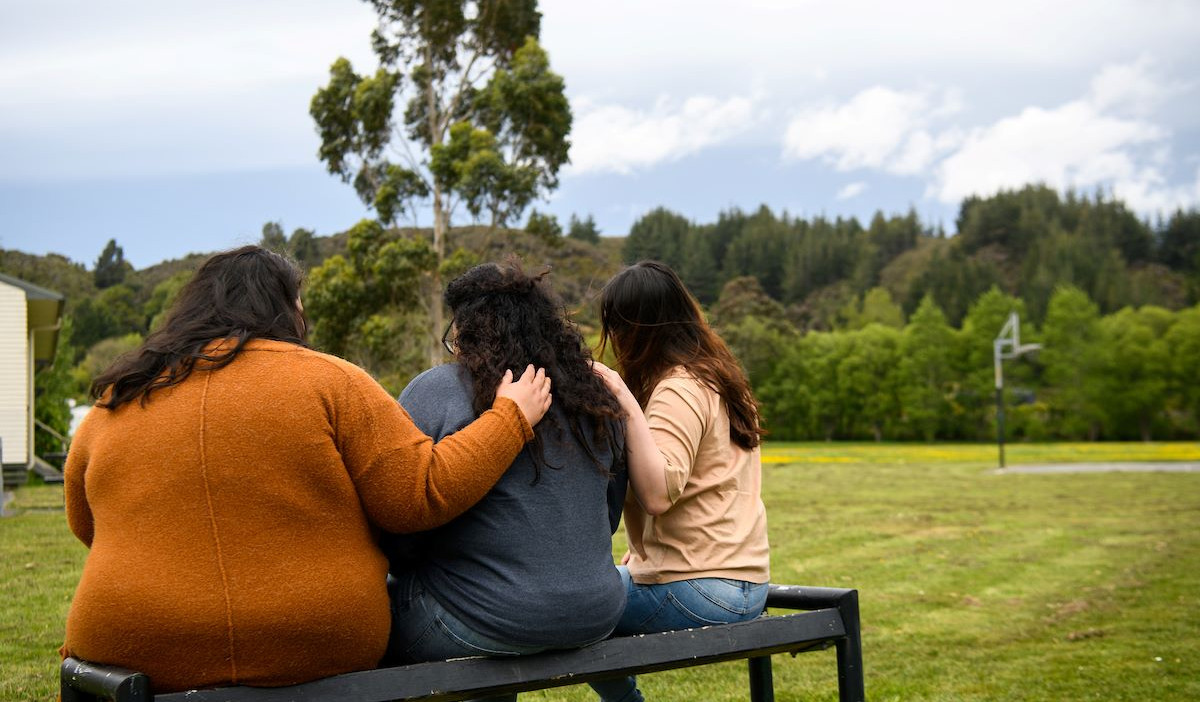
[0,272,66,301]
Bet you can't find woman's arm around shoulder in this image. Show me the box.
[336,361,551,533]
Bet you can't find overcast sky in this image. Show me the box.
[2,0,1199,268]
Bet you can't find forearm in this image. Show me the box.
[356,397,532,533]
[615,391,673,516]
[419,397,533,519]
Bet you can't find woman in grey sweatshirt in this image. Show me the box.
[382,260,629,702]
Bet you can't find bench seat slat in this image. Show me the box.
[152,608,845,702]
[61,585,864,702]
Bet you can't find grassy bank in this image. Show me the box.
[3,442,1198,700]
[1,483,83,701]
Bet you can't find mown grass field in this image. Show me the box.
[3,442,1199,701]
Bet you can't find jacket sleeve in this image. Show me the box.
[334,365,532,534]
[63,414,96,547]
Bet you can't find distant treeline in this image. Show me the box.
[625,184,1198,328]
[3,183,1199,445]
[622,184,1200,441]
[714,283,1199,441]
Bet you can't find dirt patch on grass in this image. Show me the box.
[1066,627,1107,641]
[991,462,1200,475]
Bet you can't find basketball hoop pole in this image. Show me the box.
[994,312,1041,468]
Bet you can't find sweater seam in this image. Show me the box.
[198,371,239,683]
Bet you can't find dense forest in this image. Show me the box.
[3,185,1199,450]
[625,185,1200,441]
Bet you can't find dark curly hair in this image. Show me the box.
[447,259,625,480]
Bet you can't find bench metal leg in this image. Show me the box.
[748,655,774,702]
[835,591,865,702]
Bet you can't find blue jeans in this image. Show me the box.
[388,572,613,702]
[591,567,769,702]
[388,572,548,702]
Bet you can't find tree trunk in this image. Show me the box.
[430,188,446,368]
[426,40,446,370]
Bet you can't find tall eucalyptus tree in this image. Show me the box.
[311,0,571,364]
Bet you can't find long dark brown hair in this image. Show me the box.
[447,259,625,479]
[598,260,764,450]
[92,246,307,409]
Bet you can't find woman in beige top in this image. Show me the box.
[590,261,770,702]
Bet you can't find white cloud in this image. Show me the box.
[778,57,1197,218]
[0,2,378,108]
[543,1,1200,106]
[568,94,759,175]
[781,87,961,174]
[1103,164,1200,214]
[930,100,1165,203]
[928,60,1196,214]
[0,0,380,178]
[836,182,868,200]
[889,130,969,176]
[1087,55,1181,115]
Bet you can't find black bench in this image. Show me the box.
[61,584,864,702]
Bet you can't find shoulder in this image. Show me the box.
[248,339,372,381]
[654,367,716,404]
[69,403,104,447]
[243,340,392,404]
[400,364,470,403]
[649,368,722,430]
[400,364,474,439]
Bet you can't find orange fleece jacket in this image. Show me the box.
[61,340,532,692]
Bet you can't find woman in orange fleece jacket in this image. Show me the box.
[60,246,551,693]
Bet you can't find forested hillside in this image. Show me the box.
[628,185,1197,327]
[4,184,1199,445]
[626,185,1200,441]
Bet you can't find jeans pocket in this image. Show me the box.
[662,592,731,627]
[433,616,522,657]
[688,578,749,615]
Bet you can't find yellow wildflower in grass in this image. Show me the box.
[762,442,1200,467]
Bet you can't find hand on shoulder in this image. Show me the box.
[495,365,552,427]
[591,361,636,409]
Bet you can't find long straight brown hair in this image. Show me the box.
[92,246,308,410]
[598,260,764,449]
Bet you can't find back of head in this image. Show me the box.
[599,261,706,399]
[166,246,306,344]
[447,259,624,475]
[93,246,307,409]
[599,260,764,450]
[600,260,703,339]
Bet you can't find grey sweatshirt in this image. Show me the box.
[383,363,628,646]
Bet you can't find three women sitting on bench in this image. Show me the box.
[62,249,768,700]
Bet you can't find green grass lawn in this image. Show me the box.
[4,442,1199,701]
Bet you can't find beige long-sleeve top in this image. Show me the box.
[624,368,770,584]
